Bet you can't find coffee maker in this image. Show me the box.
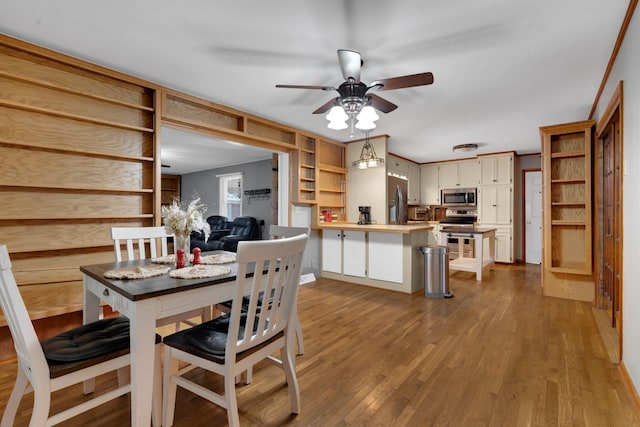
[358,206,371,225]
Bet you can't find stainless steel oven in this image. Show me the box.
[440,208,477,260]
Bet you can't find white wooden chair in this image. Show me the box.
[0,244,162,427]
[111,226,210,328]
[269,225,309,355]
[162,234,307,427]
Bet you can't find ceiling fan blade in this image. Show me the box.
[371,72,434,91]
[337,49,362,82]
[312,98,338,114]
[368,94,398,113]
[276,84,335,91]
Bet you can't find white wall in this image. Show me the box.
[346,135,388,224]
[592,6,640,396]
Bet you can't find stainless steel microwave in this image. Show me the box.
[441,188,477,207]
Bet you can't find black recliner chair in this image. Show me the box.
[190,215,230,251]
[190,216,261,252]
[214,216,261,252]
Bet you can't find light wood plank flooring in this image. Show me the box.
[1,264,638,426]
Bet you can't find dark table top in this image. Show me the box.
[80,251,242,301]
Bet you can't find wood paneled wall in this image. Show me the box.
[0,35,157,327]
[0,34,341,359]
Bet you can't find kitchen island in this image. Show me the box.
[314,223,434,293]
[439,226,496,281]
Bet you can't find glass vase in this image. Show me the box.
[174,234,191,268]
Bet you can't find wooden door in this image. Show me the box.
[599,109,621,335]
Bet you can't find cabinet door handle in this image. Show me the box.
[492,204,497,207]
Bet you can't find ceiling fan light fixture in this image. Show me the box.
[356,105,379,122]
[326,105,349,129]
[452,143,478,153]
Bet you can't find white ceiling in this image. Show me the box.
[0,1,630,174]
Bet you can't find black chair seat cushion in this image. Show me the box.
[164,313,274,364]
[41,316,131,364]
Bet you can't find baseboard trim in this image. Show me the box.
[620,361,640,413]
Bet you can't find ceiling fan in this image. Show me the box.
[276,49,434,134]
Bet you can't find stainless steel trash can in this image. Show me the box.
[419,246,453,298]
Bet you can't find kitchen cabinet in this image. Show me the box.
[494,230,513,263]
[407,162,421,204]
[478,186,512,225]
[321,229,342,273]
[479,153,513,185]
[368,232,403,283]
[420,164,439,205]
[343,230,366,277]
[389,154,420,204]
[438,160,480,189]
[318,224,432,293]
[387,154,409,175]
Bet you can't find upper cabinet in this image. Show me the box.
[479,153,513,185]
[540,120,594,276]
[388,154,420,204]
[438,159,480,189]
[420,164,439,205]
[407,162,421,204]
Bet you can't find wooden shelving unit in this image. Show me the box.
[161,175,181,207]
[290,135,316,204]
[540,120,595,301]
[316,139,347,224]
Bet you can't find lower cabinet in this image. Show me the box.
[368,232,403,283]
[321,230,343,274]
[343,231,366,277]
[481,225,512,263]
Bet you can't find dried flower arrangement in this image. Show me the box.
[161,196,210,240]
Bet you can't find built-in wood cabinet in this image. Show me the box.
[541,121,593,275]
[540,120,595,302]
[291,135,347,224]
[161,175,181,208]
[290,135,316,204]
[317,139,347,224]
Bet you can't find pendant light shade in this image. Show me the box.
[352,132,384,170]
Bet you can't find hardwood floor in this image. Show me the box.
[1,264,638,426]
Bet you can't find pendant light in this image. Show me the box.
[352,132,384,170]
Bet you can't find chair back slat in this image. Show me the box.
[0,245,49,383]
[269,225,308,240]
[111,227,173,262]
[228,234,306,355]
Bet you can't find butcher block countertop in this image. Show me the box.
[313,223,434,234]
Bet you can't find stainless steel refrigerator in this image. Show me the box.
[388,175,408,224]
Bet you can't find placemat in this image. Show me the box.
[169,265,232,279]
[200,253,236,264]
[104,265,170,280]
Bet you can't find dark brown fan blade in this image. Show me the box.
[371,72,434,91]
[368,94,398,113]
[276,84,336,91]
[312,98,338,114]
[337,49,362,82]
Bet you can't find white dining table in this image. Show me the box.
[81,254,244,426]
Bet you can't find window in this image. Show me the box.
[219,173,243,219]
